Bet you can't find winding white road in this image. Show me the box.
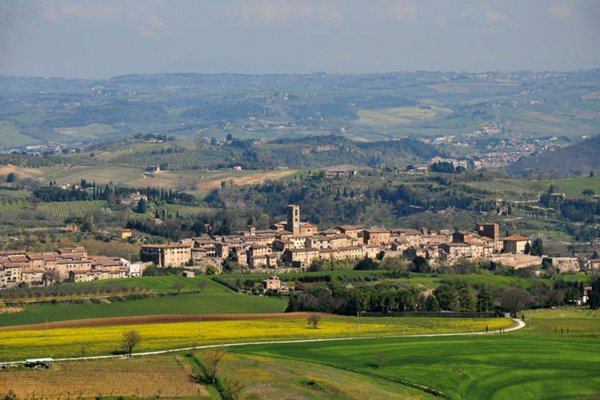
[1,317,525,365]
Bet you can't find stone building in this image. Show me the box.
[140,243,192,267]
[502,236,531,254]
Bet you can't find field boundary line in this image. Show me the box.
[0,318,525,365]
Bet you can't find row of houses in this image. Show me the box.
[0,247,142,289]
[140,205,587,273]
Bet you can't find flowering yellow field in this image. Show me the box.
[0,316,514,361]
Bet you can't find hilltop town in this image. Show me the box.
[141,205,588,273]
[2,204,595,289]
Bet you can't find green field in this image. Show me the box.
[545,174,600,197]
[223,270,542,290]
[233,308,600,400]
[206,351,437,400]
[0,273,570,327]
[0,278,287,326]
[55,123,117,139]
[0,121,38,148]
[36,200,108,219]
[357,105,452,127]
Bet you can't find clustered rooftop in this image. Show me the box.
[0,247,136,288]
[139,205,551,272]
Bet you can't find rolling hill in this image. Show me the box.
[507,135,600,178]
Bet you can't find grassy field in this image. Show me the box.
[35,200,108,219]
[0,279,287,326]
[0,272,558,327]
[0,316,513,361]
[223,270,538,290]
[0,355,208,399]
[234,308,600,400]
[55,123,117,139]
[0,121,37,148]
[545,174,600,197]
[357,105,452,127]
[199,351,436,400]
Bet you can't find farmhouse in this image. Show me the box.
[502,235,531,254]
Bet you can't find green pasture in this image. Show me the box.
[0,121,37,148]
[234,308,600,400]
[55,124,117,139]
[545,174,600,197]
[357,105,452,127]
[0,279,287,327]
[35,200,108,220]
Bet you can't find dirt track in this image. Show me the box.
[0,312,337,332]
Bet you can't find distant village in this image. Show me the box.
[0,246,142,288]
[1,204,597,290]
[139,205,595,275]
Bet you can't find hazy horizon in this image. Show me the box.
[1,0,600,79]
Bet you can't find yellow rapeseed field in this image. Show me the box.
[0,316,514,361]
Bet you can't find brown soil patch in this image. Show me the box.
[196,170,296,190]
[0,312,337,331]
[0,355,207,399]
[0,164,51,180]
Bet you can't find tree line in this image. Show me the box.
[286,276,589,316]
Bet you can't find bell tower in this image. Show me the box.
[286,205,300,236]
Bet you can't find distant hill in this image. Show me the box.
[263,136,442,168]
[87,135,443,170]
[507,136,600,177]
[2,69,600,149]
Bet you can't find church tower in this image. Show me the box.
[286,205,300,236]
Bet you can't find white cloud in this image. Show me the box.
[370,0,416,23]
[238,1,344,24]
[138,15,165,38]
[549,4,571,19]
[485,10,508,23]
[44,1,121,22]
[392,1,417,22]
[435,14,448,28]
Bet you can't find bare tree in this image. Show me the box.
[42,270,61,286]
[203,348,226,384]
[221,377,246,400]
[374,352,386,368]
[173,281,185,295]
[121,330,142,356]
[307,314,322,329]
[501,287,533,316]
[197,280,207,292]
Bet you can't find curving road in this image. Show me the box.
[1,317,525,365]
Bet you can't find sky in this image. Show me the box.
[0,0,599,78]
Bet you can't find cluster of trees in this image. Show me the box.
[286,277,588,316]
[134,133,171,141]
[207,170,498,228]
[430,161,466,174]
[0,282,146,300]
[540,188,600,223]
[587,277,600,310]
[34,184,197,206]
[525,238,544,256]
